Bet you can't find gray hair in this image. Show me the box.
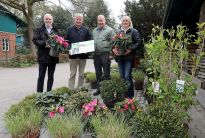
[74,13,83,19]
[121,15,133,28]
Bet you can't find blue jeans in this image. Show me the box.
[117,58,134,98]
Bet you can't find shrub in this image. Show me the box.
[8,54,36,68]
[46,112,84,138]
[131,102,189,138]
[100,79,128,106]
[91,114,132,138]
[111,71,120,80]
[85,72,96,82]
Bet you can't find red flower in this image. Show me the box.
[131,104,136,111]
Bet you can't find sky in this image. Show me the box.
[104,0,126,23]
[50,0,127,23]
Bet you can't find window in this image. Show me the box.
[2,38,9,51]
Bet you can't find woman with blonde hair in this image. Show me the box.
[112,15,142,98]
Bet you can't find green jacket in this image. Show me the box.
[93,25,115,55]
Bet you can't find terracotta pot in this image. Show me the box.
[134,80,144,90]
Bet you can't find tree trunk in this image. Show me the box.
[27,3,36,57]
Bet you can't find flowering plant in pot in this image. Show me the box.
[85,72,97,89]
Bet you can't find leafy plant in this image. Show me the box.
[91,113,132,138]
[46,112,84,138]
[132,69,145,81]
[5,108,42,138]
[111,71,120,80]
[100,79,128,107]
[131,102,189,138]
[85,72,96,82]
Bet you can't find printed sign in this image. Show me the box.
[69,40,94,55]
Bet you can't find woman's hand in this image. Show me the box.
[112,46,120,56]
[124,49,131,55]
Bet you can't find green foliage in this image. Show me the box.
[16,46,30,55]
[124,0,167,41]
[84,0,115,30]
[85,72,96,82]
[35,91,70,115]
[131,102,189,138]
[8,54,36,68]
[5,108,42,138]
[111,71,120,80]
[46,112,84,138]
[132,69,145,81]
[64,88,91,111]
[5,94,37,117]
[91,113,132,138]
[100,79,128,104]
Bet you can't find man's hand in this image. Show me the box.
[124,49,131,55]
[46,42,51,48]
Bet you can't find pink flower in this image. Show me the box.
[58,106,64,113]
[124,104,129,110]
[90,99,97,106]
[99,103,107,109]
[127,98,135,104]
[131,104,136,111]
[62,41,69,48]
[48,111,56,118]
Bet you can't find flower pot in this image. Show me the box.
[90,81,97,89]
[134,80,144,90]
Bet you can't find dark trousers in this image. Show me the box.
[37,63,56,92]
[117,58,134,98]
[94,53,111,91]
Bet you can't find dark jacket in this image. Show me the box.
[66,25,91,59]
[113,28,142,61]
[32,24,59,63]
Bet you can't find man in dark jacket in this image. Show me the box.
[66,13,91,89]
[33,13,59,92]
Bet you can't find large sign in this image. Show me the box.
[69,40,95,55]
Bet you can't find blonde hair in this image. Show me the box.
[121,15,133,28]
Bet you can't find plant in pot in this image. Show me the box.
[46,112,84,138]
[132,69,145,90]
[91,113,132,138]
[111,71,120,80]
[85,72,97,89]
[100,79,128,108]
[5,108,42,138]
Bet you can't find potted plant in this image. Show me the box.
[111,71,120,80]
[100,79,128,108]
[46,112,84,138]
[5,108,42,138]
[91,114,132,138]
[85,72,97,89]
[132,69,145,90]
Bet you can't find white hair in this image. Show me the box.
[74,13,83,18]
[97,15,106,21]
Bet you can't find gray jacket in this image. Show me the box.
[93,25,115,55]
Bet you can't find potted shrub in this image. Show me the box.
[85,72,97,89]
[46,112,84,138]
[132,69,145,90]
[100,79,128,108]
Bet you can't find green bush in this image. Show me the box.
[100,79,128,104]
[8,54,36,67]
[46,112,84,138]
[111,71,120,80]
[131,102,189,138]
[85,72,96,82]
[5,94,37,117]
[91,114,132,138]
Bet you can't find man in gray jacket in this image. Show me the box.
[92,15,115,96]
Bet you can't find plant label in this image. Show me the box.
[152,82,160,93]
[176,80,185,93]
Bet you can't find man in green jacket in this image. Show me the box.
[92,15,115,96]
